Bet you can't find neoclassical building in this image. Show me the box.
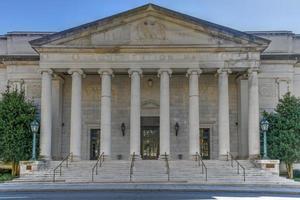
[0,4,299,161]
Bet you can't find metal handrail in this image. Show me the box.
[195,152,208,181]
[227,152,246,182]
[129,152,135,182]
[163,152,170,181]
[53,152,73,182]
[91,152,105,182]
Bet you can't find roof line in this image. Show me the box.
[30,3,270,46]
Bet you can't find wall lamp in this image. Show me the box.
[121,123,126,136]
[175,122,180,136]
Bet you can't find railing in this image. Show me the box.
[129,152,135,182]
[227,152,246,182]
[195,152,208,181]
[163,152,170,181]
[91,152,105,182]
[53,152,73,182]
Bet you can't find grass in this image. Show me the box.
[0,173,15,182]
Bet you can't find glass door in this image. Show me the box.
[141,126,159,160]
[90,129,100,160]
[200,128,210,159]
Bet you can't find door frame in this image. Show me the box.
[199,123,213,160]
[86,123,100,160]
[140,116,160,160]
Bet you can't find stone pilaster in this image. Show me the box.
[128,68,142,156]
[158,68,172,156]
[39,69,53,160]
[187,68,202,157]
[98,69,113,158]
[248,68,260,159]
[217,68,232,160]
[68,69,85,160]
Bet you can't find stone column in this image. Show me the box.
[68,69,85,160]
[187,68,202,157]
[98,69,113,158]
[217,68,231,160]
[248,68,260,159]
[128,68,142,156]
[39,69,53,160]
[158,69,172,156]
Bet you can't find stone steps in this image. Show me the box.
[13,159,299,185]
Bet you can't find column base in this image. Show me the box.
[72,155,81,161]
[249,154,261,160]
[39,155,52,161]
[159,154,170,160]
[130,154,141,160]
[218,154,228,161]
[190,154,198,161]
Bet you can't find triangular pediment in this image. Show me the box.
[30,4,269,48]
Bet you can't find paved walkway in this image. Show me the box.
[1,182,300,194]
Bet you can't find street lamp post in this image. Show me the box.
[30,119,39,161]
[260,117,269,159]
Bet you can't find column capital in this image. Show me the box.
[157,68,172,77]
[37,69,53,75]
[128,68,143,77]
[247,67,260,74]
[98,68,114,76]
[68,69,86,78]
[186,68,203,77]
[217,68,232,75]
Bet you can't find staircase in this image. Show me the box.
[169,160,297,185]
[13,159,299,185]
[131,160,169,182]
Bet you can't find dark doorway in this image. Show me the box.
[90,129,100,160]
[200,128,210,159]
[141,117,159,160]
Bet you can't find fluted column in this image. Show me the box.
[187,68,202,157]
[158,68,172,156]
[128,68,142,156]
[39,69,53,160]
[217,68,232,160]
[248,68,260,159]
[68,69,84,160]
[98,69,113,157]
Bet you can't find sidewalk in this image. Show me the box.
[1,182,300,194]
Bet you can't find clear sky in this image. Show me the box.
[1,0,299,35]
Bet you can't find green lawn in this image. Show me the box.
[0,173,15,182]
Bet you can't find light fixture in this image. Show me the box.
[175,122,179,136]
[260,117,270,159]
[121,123,126,136]
[260,118,269,132]
[147,78,153,87]
[30,119,39,161]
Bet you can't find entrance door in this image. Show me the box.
[199,128,210,159]
[90,129,100,160]
[141,117,159,160]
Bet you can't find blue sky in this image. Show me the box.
[1,0,299,35]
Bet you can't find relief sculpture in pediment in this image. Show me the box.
[136,19,166,41]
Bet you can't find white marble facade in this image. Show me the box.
[0,4,299,160]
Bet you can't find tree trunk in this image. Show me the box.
[286,162,294,179]
[11,161,19,177]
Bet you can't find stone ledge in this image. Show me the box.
[254,159,280,175]
[19,161,46,177]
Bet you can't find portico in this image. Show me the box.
[37,65,261,161]
[30,4,269,161]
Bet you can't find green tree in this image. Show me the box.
[264,92,300,179]
[0,86,36,176]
